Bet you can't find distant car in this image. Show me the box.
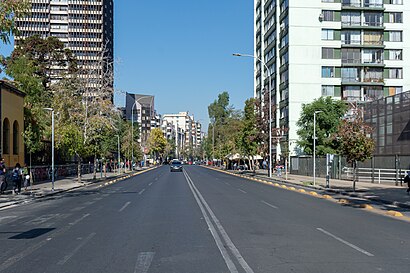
[170,161,183,172]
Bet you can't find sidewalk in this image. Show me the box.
[226,168,410,209]
[0,169,143,209]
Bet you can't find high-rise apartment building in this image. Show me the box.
[254,0,409,157]
[15,0,114,93]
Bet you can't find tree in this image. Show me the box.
[120,120,142,165]
[297,97,348,155]
[333,116,375,191]
[147,128,167,161]
[239,98,258,170]
[7,35,77,89]
[0,0,29,45]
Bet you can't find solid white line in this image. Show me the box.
[119,201,131,212]
[238,189,247,194]
[184,170,255,273]
[57,232,96,265]
[138,189,145,195]
[183,171,239,273]
[134,252,155,273]
[69,213,90,226]
[317,228,374,257]
[261,200,278,209]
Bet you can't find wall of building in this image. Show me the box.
[1,86,25,168]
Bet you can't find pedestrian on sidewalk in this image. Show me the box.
[0,158,6,194]
[22,164,30,191]
[12,163,23,194]
[404,171,410,195]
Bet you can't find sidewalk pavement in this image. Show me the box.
[0,169,145,209]
[225,168,410,209]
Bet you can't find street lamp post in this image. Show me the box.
[313,110,323,186]
[44,108,55,191]
[233,53,273,178]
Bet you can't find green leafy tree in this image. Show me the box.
[333,116,375,191]
[120,120,142,165]
[7,35,77,89]
[0,0,29,45]
[147,128,167,161]
[239,98,259,170]
[297,97,348,155]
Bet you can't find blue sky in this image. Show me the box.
[1,0,254,130]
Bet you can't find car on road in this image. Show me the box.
[170,161,183,172]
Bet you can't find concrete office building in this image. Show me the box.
[125,93,155,145]
[15,0,114,94]
[254,0,410,158]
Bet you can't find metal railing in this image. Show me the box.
[342,167,410,185]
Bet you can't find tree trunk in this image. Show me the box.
[353,160,357,192]
[93,154,97,180]
[77,155,82,183]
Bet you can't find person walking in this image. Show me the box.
[12,163,23,194]
[404,171,410,195]
[0,158,6,194]
[22,164,30,191]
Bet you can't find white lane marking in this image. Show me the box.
[225,182,231,186]
[184,170,255,273]
[69,213,90,226]
[70,206,85,212]
[138,189,145,195]
[0,216,17,223]
[182,171,239,273]
[57,232,96,265]
[148,182,153,186]
[134,252,155,273]
[317,228,374,257]
[238,189,247,194]
[261,200,278,209]
[83,201,95,206]
[119,201,131,212]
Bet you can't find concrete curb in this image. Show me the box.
[204,166,410,210]
[0,167,158,210]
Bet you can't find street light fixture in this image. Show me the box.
[43,108,55,191]
[233,53,273,178]
[313,110,323,186]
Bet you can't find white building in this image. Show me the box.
[254,0,410,157]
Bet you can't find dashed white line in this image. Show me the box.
[119,201,131,212]
[317,228,374,257]
[57,232,96,265]
[238,189,247,194]
[69,213,90,226]
[225,182,230,186]
[261,200,278,209]
[148,182,153,186]
[138,189,145,195]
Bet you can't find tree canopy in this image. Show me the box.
[296,97,348,155]
[0,0,29,45]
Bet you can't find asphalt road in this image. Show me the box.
[0,166,409,273]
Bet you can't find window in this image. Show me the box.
[322,85,335,97]
[363,49,383,64]
[342,48,361,63]
[387,86,402,96]
[2,118,10,155]
[389,12,403,23]
[323,10,335,21]
[322,48,337,59]
[322,66,335,78]
[341,11,361,26]
[363,31,383,45]
[388,49,402,60]
[13,121,19,155]
[322,0,336,2]
[363,12,383,27]
[364,0,383,8]
[388,68,403,79]
[363,68,383,82]
[342,0,361,7]
[341,68,359,82]
[388,0,403,4]
[322,29,334,40]
[342,86,361,101]
[341,30,361,44]
[390,31,402,42]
